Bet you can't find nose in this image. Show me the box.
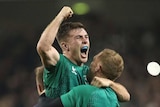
[82,38,87,44]
[82,36,89,44]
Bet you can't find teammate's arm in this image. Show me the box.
[91,77,130,102]
[109,81,130,102]
[34,66,45,95]
[36,6,73,69]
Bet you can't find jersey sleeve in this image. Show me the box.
[60,89,76,107]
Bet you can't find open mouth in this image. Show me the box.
[81,46,88,57]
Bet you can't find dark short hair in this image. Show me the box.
[57,22,85,42]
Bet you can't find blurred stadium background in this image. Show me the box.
[0,0,160,107]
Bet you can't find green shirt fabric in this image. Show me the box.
[43,54,89,98]
[61,85,120,107]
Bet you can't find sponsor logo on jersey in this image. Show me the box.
[71,66,77,75]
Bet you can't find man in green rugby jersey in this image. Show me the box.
[34,48,129,107]
[36,6,130,102]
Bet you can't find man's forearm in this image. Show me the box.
[37,6,73,52]
[110,82,130,102]
[37,14,64,52]
[91,77,130,102]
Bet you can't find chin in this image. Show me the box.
[81,58,88,63]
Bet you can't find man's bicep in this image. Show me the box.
[110,82,130,102]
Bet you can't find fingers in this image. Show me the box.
[66,7,73,19]
[91,77,103,87]
[68,10,73,18]
[91,76,112,88]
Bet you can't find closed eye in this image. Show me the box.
[85,35,89,38]
[75,35,89,39]
[75,35,83,39]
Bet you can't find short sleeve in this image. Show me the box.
[60,89,76,107]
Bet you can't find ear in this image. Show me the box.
[95,63,101,73]
[61,42,69,51]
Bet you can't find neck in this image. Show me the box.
[63,53,83,66]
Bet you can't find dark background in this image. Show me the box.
[0,0,160,107]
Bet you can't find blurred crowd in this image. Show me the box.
[0,13,160,107]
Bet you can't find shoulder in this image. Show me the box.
[59,54,65,60]
[61,85,98,103]
[87,88,119,106]
[105,88,118,98]
[72,85,91,91]
[55,54,70,66]
[59,54,74,64]
[92,88,117,99]
[70,85,98,95]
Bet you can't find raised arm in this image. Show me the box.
[36,6,73,68]
[91,77,130,102]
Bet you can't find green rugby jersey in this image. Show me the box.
[61,85,120,107]
[43,54,89,98]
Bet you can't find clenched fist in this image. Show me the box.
[57,6,73,20]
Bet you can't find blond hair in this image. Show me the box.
[99,49,124,81]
